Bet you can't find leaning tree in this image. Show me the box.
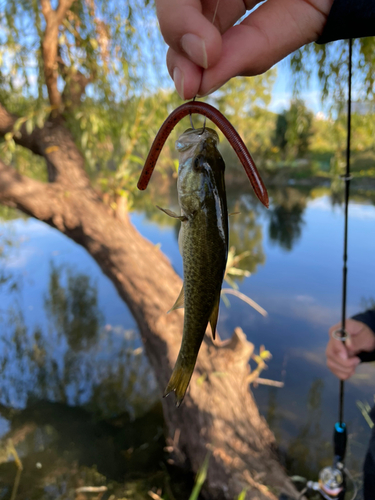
[0,1,303,498]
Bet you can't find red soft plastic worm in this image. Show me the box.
[137,101,269,208]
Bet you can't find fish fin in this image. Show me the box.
[209,295,221,340]
[229,211,241,216]
[168,285,185,313]
[156,206,187,221]
[164,356,195,407]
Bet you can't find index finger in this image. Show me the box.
[157,0,261,70]
[156,0,222,69]
[197,0,334,95]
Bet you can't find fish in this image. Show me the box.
[157,126,228,407]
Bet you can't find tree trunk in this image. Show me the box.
[0,111,298,500]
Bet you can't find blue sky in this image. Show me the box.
[270,56,323,114]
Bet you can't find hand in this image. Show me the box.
[156,0,335,99]
[326,319,375,380]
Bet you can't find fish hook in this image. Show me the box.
[198,116,207,135]
[189,96,196,130]
[190,96,206,134]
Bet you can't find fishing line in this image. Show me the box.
[189,96,196,129]
[212,0,221,26]
[189,0,221,131]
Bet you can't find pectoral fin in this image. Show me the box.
[168,285,185,313]
[156,206,187,221]
[209,296,221,340]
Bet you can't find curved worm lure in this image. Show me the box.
[137,101,269,208]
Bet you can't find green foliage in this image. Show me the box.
[291,38,375,102]
[0,0,173,202]
[188,453,210,500]
[2,0,375,219]
[224,246,251,289]
[273,113,288,154]
[187,453,248,500]
[213,73,278,165]
[267,188,307,251]
[272,99,314,160]
[0,0,163,103]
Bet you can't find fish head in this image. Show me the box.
[175,127,225,200]
[175,127,220,159]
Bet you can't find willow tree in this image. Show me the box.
[0,1,302,498]
[292,39,375,170]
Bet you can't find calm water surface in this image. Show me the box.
[0,187,374,497]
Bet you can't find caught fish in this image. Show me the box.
[157,127,228,407]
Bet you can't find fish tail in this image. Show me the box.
[163,356,196,407]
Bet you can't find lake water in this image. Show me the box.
[0,185,374,498]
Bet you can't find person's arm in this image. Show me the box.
[326,316,375,380]
[317,0,375,43]
[351,310,375,362]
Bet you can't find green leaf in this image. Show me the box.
[89,38,98,50]
[13,117,26,132]
[128,154,144,165]
[196,373,207,386]
[36,112,45,129]
[25,118,34,135]
[189,453,210,500]
[237,490,247,500]
[260,350,271,360]
[81,131,89,150]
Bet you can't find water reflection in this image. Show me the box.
[0,263,195,499]
[0,263,157,417]
[284,379,331,478]
[1,175,375,498]
[0,400,179,500]
[134,173,374,258]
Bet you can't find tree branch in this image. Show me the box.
[56,0,76,23]
[41,0,76,112]
[0,103,90,188]
[0,159,58,219]
[0,104,43,156]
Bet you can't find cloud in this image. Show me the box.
[309,196,375,220]
[6,246,36,269]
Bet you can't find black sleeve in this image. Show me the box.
[351,310,375,363]
[316,0,375,44]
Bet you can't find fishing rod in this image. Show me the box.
[297,38,358,500]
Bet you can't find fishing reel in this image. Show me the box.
[304,463,345,500]
[297,422,357,500]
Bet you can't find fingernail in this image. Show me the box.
[173,67,185,100]
[181,34,208,69]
